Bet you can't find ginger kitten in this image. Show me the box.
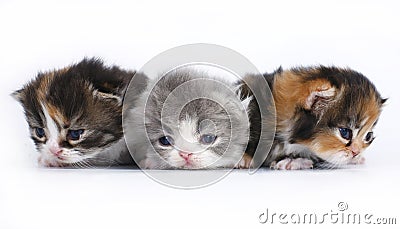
[241,66,386,169]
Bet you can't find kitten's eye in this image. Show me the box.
[200,134,217,144]
[35,128,45,138]
[339,127,352,140]
[159,136,174,146]
[68,129,84,141]
[365,132,374,142]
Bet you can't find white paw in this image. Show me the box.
[271,158,314,170]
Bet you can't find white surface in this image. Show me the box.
[1,0,399,228]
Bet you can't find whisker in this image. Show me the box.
[79,160,93,169]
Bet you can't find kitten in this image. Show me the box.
[124,68,251,169]
[13,58,147,167]
[241,66,386,169]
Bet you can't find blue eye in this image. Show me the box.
[200,134,217,144]
[68,129,84,141]
[159,136,174,146]
[339,127,352,140]
[35,128,45,138]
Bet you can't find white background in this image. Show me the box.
[1,0,399,228]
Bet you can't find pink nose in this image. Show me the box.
[50,146,62,156]
[179,152,193,160]
[351,151,360,157]
[349,144,361,157]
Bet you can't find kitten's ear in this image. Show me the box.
[11,88,25,103]
[235,87,252,111]
[93,90,123,105]
[78,58,135,101]
[240,94,252,111]
[93,72,149,107]
[303,81,337,115]
[92,74,132,99]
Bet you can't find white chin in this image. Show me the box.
[322,151,353,167]
[38,151,86,167]
[175,161,202,169]
[38,154,63,167]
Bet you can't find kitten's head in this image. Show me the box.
[141,70,250,169]
[287,66,386,167]
[13,58,133,167]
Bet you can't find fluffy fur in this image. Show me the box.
[241,66,386,169]
[13,58,146,167]
[124,68,251,169]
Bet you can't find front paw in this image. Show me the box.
[270,158,313,170]
[235,153,253,169]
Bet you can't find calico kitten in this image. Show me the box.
[13,58,147,167]
[124,68,251,169]
[241,66,386,169]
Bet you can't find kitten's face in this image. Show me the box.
[14,59,131,167]
[147,100,239,169]
[303,95,383,166]
[141,71,250,169]
[285,67,386,167]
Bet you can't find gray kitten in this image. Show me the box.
[124,68,251,169]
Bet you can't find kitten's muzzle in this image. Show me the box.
[49,144,63,158]
[348,142,361,157]
[179,152,193,160]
